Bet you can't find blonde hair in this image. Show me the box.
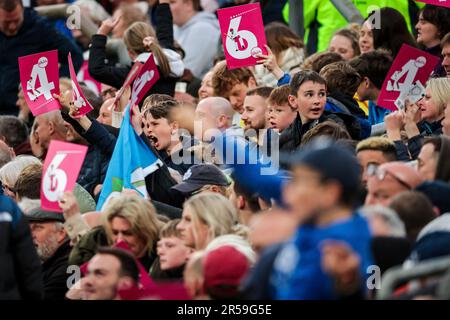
[183,192,248,250]
[123,22,171,78]
[102,194,163,256]
[427,78,450,115]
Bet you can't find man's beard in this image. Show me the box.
[36,234,60,262]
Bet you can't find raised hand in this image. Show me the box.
[97,16,121,36]
[255,45,284,80]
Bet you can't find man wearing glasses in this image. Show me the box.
[365,162,424,207]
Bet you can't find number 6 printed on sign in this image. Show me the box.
[41,141,88,212]
[218,3,267,69]
[19,50,61,116]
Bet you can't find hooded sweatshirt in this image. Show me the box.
[174,12,220,78]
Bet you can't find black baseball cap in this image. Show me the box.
[171,164,230,195]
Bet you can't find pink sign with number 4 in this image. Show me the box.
[18,50,61,116]
[41,140,88,212]
[217,3,267,69]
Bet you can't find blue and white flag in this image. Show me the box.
[96,105,162,211]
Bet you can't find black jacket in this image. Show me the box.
[42,240,72,300]
[0,8,83,115]
[87,4,178,97]
[0,195,43,299]
[279,111,361,153]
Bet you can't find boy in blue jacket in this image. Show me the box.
[271,138,373,300]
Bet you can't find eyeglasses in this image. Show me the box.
[367,164,412,190]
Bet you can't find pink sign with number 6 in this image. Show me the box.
[18,50,61,116]
[218,3,267,69]
[41,140,88,212]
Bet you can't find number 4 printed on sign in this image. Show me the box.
[26,57,55,102]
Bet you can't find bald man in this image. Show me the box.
[194,97,237,142]
[31,110,67,158]
[96,98,114,126]
[365,162,424,207]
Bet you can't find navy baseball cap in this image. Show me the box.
[171,164,230,195]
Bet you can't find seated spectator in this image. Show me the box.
[228,176,261,226]
[356,137,398,188]
[267,85,297,133]
[365,162,423,207]
[0,116,31,155]
[242,87,273,132]
[385,77,450,160]
[271,139,373,300]
[415,4,450,77]
[30,110,67,159]
[151,219,193,281]
[349,49,393,125]
[81,247,140,300]
[328,28,360,60]
[202,245,250,300]
[319,61,371,138]
[0,156,41,200]
[211,61,257,119]
[142,95,197,175]
[389,191,438,242]
[171,164,230,199]
[254,22,304,87]
[102,194,163,270]
[417,136,450,182]
[177,192,247,251]
[96,98,114,126]
[198,70,214,101]
[27,208,71,300]
[279,70,360,152]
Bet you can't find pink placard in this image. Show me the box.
[377,44,440,111]
[113,62,144,107]
[130,54,160,106]
[416,0,450,8]
[68,52,93,117]
[41,140,88,212]
[217,3,267,69]
[18,50,61,116]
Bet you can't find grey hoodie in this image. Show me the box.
[174,12,220,78]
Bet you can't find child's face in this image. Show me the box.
[289,81,326,123]
[157,236,192,271]
[267,103,297,132]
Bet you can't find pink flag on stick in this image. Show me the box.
[416,0,450,8]
[377,44,440,111]
[217,3,267,69]
[41,140,88,212]
[68,52,93,118]
[18,50,61,116]
[130,54,160,107]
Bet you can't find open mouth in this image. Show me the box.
[149,135,160,148]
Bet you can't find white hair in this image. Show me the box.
[0,155,41,187]
[361,205,406,237]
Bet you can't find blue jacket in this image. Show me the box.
[0,195,43,299]
[271,213,373,300]
[0,8,83,115]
